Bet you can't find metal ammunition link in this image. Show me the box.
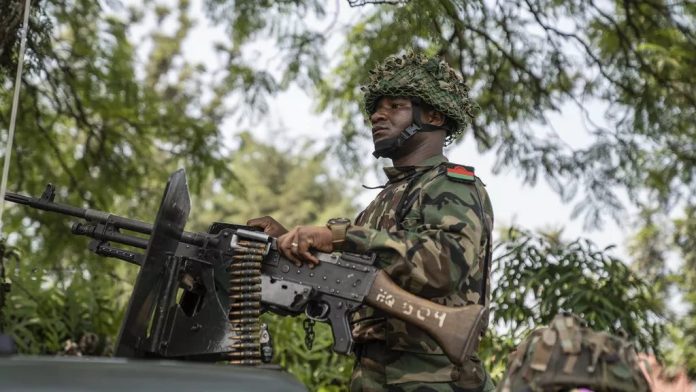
[230,269,260,277]
[229,277,262,285]
[227,239,265,366]
[227,350,261,358]
[237,240,266,249]
[230,261,262,269]
[232,325,261,333]
[230,301,262,309]
[235,333,260,341]
[230,342,262,350]
[233,254,263,261]
[230,293,261,301]
[229,309,261,317]
[229,284,261,293]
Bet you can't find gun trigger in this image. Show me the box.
[41,184,56,202]
[305,301,330,322]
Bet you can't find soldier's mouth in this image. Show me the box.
[371,126,389,136]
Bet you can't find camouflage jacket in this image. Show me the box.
[344,154,494,382]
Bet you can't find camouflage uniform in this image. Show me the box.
[343,153,495,392]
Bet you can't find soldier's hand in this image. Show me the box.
[247,216,288,237]
[278,226,333,267]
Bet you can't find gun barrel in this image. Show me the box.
[4,191,150,231]
[4,191,210,247]
[5,191,87,220]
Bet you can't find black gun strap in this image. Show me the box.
[472,183,492,310]
[394,170,427,230]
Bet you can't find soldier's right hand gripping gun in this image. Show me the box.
[4,169,488,366]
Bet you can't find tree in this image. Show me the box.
[190,131,357,232]
[1,0,691,386]
[6,1,693,227]
[200,0,695,377]
[671,206,696,377]
[0,0,258,356]
[312,1,696,227]
[195,0,694,376]
[629,205,696,378]
[483,228,664,379]
[189,0,696,224]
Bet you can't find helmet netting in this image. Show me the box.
[361,52,478,145]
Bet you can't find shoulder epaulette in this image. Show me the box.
[444,163,476,183]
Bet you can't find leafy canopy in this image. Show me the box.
[0,0,691,386]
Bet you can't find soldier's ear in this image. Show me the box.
[423,109,446,127]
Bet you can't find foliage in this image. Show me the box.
[190,131,358,233]
[666,205,696,378]
[2,2,360,388]
[482,228,664,380]
[626,204,696,377]
[0,239,21,329]
[2,0,693,240]
[0,0,238,356]
[314,0,696,227]
[1,239,126,354]
[264,314,353,392]
[0,0,691,387]
[0,0,239,266]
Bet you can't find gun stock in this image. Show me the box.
[365,270,487,366]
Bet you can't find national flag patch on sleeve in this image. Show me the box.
[445,164,476,183]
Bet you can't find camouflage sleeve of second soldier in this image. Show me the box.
[344,174,491,298]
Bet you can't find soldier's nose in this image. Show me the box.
[370,109,388,124]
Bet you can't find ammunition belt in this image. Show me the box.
[227,240,265,365]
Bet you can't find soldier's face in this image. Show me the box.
[370,97,414,145]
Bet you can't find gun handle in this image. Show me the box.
[324,297,355,355]
[364,270,488,366]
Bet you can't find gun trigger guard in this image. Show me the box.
[305,301,330,322]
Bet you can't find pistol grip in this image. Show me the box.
[324,299,354,355]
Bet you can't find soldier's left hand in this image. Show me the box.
[277,226,333,267]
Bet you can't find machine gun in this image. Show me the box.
[3,169,487,366]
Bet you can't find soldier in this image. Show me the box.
[248,52,494,392]
[497,313,652,392]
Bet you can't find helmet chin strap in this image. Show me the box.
[372,123,420,158]
[372,100,448,159]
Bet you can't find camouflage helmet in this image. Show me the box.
[498,313,652,392]
[361,51,477,145]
